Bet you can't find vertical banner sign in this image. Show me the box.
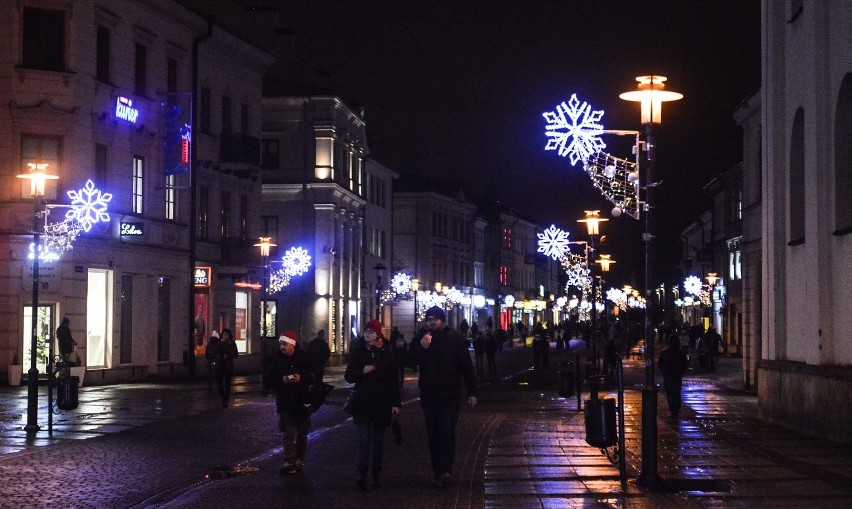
[163,102,191,175]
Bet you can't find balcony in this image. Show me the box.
[220,135,260,166]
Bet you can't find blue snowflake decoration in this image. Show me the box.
[390,272,412,295]
[684,276,703,296]
[282,247,312,276]
[537,224,571,260]
[543,94,606,166]
[65,180,112,232]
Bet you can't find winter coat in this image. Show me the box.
[345,339,401,426]
[658,346,689,380]
[271,348,314,419]
[57,325,75,355]
[211,339,239,375]
[408,326,478,403]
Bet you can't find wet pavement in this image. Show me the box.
[1,342,851,508]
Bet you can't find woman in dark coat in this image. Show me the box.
[212,328,239,407]
[345,319,401,489]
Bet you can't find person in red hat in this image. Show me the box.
[271,330,315,475]
[345,319,401,489]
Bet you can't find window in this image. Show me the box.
[834,73,852,234]
[21,135,60,199]
[502,228,513,250]
[261,215,278,237]
[729,251,742,281]
[199,185,209,239]
[261,139,279,169]
[165,174,176,220]
[199,87,211,134]
[134,43,147,96]
[789,108,805,244]
[95,143,107,186]
[96,25,110,82]
[132,156,144,214]
[220,191,231,239]
[239,195,248,240]
[499,266,510,286]
[221,96,232,137]
[22,8,65,71]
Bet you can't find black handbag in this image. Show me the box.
[342,389,356,415]
[391,414,403,445]
[306,383,334,412]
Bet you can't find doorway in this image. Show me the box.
[21,304,54,375]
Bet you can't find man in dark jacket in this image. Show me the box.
[408,306,478,488]
[271,331,315,475]
[306,329,331,383]
[658,334,690,418]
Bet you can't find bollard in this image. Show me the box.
[557,362,574,397]
[57,376,79,410]
[584,397,617,448]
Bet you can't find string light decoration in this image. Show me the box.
[584,152,640,219]
[268,270,291,294]
[443,286,464,309]
[562,253,591,290]
[684,276,703,296]
[389,272,413,295]
[537,224,571,260]
[607,287,627,308]
[543,94,606,166]
[281,246,311,276]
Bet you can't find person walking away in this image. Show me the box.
[212,328,238,407]
[658,334,690,418]
[469,321,479,340]
[271,331,314,474]
[204,330,221,394]
[55,316,77,377]
[484,330,499,376]
[678,328,690,355]
[307,329,331,383]
[391,333,409,387]
[472,332,486,375]
[703,327,722,373]
[345,319,401,489]
[532,334,549,369]
[408,306,478,488]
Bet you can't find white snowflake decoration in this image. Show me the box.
[268,269,291,294]
[443,287,463,309]
[537,224,571,260]
[562,253,591,290]
[607,288,627,307]
[65,179,112,232]
[684,276,703,296]
[390,272,412,295]
[282,247,312,276]
[543,94,606,166]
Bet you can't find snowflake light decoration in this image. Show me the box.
[537,224,571,260]
[684,276,703,296]
[543,94,606,166]
[65,179,112,232]
[389,272,412,295]
[268,269,292,294]
[282,247,311,276]
[606,288,627,307]
[562,253,591,290]
[443,286,463,309]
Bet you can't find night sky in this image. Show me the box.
[226,0,761,288]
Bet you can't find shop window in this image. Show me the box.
[22,7,65,71]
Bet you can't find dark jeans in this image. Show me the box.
[420,399,460,478]
[663,377,683,416]
[217,372,233,404]
[356,422,387,472]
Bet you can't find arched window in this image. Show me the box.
[789,108,805,244]
[834,74,852,234]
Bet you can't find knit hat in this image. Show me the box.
[279,330,298,345]
[365,319,384,336]
[425,305,446,322]
[210,331,219,339]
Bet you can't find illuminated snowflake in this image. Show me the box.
[443,287,463,309]
[268,269,291,294]
[66,180,112,232]
[543,94,606,166]
[562,253,590,290]
[282,247,312,276]
[607,288,626,307]
[684,276,703,296]
[390,272,412,295]
[537,225,570,260]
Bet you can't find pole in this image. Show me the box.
[589,242,597,372]
[617,350,627,486]
[375,276,381,320]
[261,256,268,338]
[638,121,660,487]
[25,199,42,432]
[413,291,418,335]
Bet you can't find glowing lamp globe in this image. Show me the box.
[619,75,683,124]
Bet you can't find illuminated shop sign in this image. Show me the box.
[115,96,139,124]
[180,124,191,165]
[119,222,144,236]
[194,267,211,287]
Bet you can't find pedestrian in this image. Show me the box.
[204,330,221,394]
[484,330,498,376]
[211,328,239,407]
[532,334,549,369]
[307,329,331,383]
[345,319,401,489]
[702,327,722,373]
[55,316,77,377]
[391,333,409,387]
[658,334,689,418]
[678,328,690,354]
[472,332,485,375]
[408,306,478,488]
[271,331,315,474]
[470,321,479,339]
[459,319,469,340]
[603,338,617,379]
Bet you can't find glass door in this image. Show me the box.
[22,305,54,376]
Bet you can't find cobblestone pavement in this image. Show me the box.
[1,343,851,508]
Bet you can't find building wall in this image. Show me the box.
[760,0,852,442]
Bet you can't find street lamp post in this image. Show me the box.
[706,272,719,332]
[254,237,276,338]
[620,75,682,488]
[578,210,608,372]
[411,278,420,336]
[374,263,386,320]
[17,164,59,433]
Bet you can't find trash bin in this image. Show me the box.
[584,397,617,448]
[557,362,574,397]
[57,376,79,410]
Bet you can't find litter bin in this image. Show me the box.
[57,376,79,410]
[557,362,574,397]
[584,397,617,448]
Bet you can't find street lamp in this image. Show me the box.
[254,236,276,338]
[620,74,682,488]
[17,163,59,433]
[706,272,720,332]
[411,278,420,335]
[578,210,608,371]
[374,263,386,320]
